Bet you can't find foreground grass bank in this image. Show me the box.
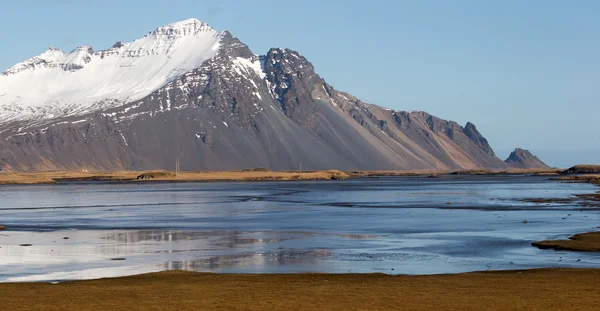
[2,269,599,311]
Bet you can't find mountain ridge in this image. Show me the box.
[0,19,223,125]
[0,18,518,171]
[505,148,550,169]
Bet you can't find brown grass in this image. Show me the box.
[533,232,600,252]
[0,170,349,185]
[450,168,562,175]
[346,168,562,178]
[0,168,566,185]
[1,269,600,311]
[0,171,140,185]
[346,170,448,177]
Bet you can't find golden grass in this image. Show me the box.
[0,168,569,185]
[533,232,600,252]
[347,168,562,177]
[451,168,562,175]
[0,171,140,185]
[0,170,349,185]
[144,170,349,182]
[346,170,448,177]
[1,269,600,311]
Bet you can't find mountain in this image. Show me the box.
[504,148,550,169]
[0,18,509,171]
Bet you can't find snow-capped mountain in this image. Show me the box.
[0,19,222,124]
[0,18,513,171]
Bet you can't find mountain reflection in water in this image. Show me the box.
[1,176,599,282]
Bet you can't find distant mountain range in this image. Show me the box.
[0,19,542,171]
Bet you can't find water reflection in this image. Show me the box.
[166,249,332,270]
[1,176,600,282]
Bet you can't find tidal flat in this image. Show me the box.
[1,175,599,282]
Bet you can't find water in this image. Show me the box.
[1,175,599,282]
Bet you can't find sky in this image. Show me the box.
[1,0,599,167]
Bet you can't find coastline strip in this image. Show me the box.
[1,269,599,311]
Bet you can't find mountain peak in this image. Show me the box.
[171,17,206,26]
[149,18,215,38]
[505,148,550,169]
[48,46,63,52]
[70,45,94,53]
[268,48,296,54]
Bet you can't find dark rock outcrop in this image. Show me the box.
[505,148,550,169]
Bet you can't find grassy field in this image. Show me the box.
[0,168,566,185]
[6,164,600,185]
[1,269,599,311]
[0,171,138,185]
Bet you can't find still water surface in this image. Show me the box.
[1,176,599,282]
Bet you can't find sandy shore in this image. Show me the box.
[1,269,599,310]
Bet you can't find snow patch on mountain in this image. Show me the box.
[231,57,268,94]
[0,18,224,124]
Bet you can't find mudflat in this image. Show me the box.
[2,269,600,311]
[529,175,600,252]
[533,232,600,252]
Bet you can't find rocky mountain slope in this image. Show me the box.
[505,148,550,169]
[0,19,510,171]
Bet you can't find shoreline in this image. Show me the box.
[551,174,600,185]
[0,168,564,186]
[1,268,599,310]
[533,231,600,252]
[530,175,600,252]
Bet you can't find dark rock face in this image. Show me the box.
[505,148,550,169]
[464,122,495,157]
[0,31,510,171]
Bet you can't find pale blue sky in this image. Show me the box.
[1,0,599,167]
